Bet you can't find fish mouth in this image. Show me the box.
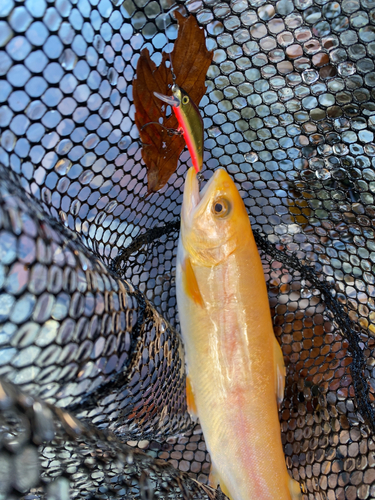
[181,167,223,225]
[154,91,180,108]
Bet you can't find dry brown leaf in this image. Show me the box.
[133,13,213,194]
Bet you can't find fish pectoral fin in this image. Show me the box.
[209,464,232,499]
[182,256,204,307]
[274,336,286,409]
[288,474,302,500]
[186,375,198,421]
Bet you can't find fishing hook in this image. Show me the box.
[196,171,204,189]
[141,122,183,137]
[161,3,179,84]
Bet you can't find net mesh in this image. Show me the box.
[1,0,375,498]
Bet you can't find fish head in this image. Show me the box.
[181,167,251,266]
[154,84,191,110]
[171,84,192,111]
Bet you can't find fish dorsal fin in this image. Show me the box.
[186,375,199,421]
[274,336,286,409]
[182,256,204,307]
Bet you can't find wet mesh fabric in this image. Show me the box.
[1,0,375,499]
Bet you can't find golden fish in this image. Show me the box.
[154,84,203,173]
[176,167,302,500]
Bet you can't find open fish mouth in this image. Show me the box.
[181,168,224,225]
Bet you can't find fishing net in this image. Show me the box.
[1,0,375,498]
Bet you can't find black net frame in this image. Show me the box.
[1,0,375,499]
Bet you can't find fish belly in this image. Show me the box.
[176,241,293,500]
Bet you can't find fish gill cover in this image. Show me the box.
[1,0,375,499]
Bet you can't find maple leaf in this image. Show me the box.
[133,13,213,194]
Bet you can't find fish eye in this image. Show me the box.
[182,95,189,105]
[212,198,230,218]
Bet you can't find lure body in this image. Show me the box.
[154,84,203,173]
[176,167,301,500]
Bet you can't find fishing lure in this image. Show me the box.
[154,84,203,173]
[176,167,302,500]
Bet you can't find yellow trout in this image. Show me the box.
[176,167,302,500]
